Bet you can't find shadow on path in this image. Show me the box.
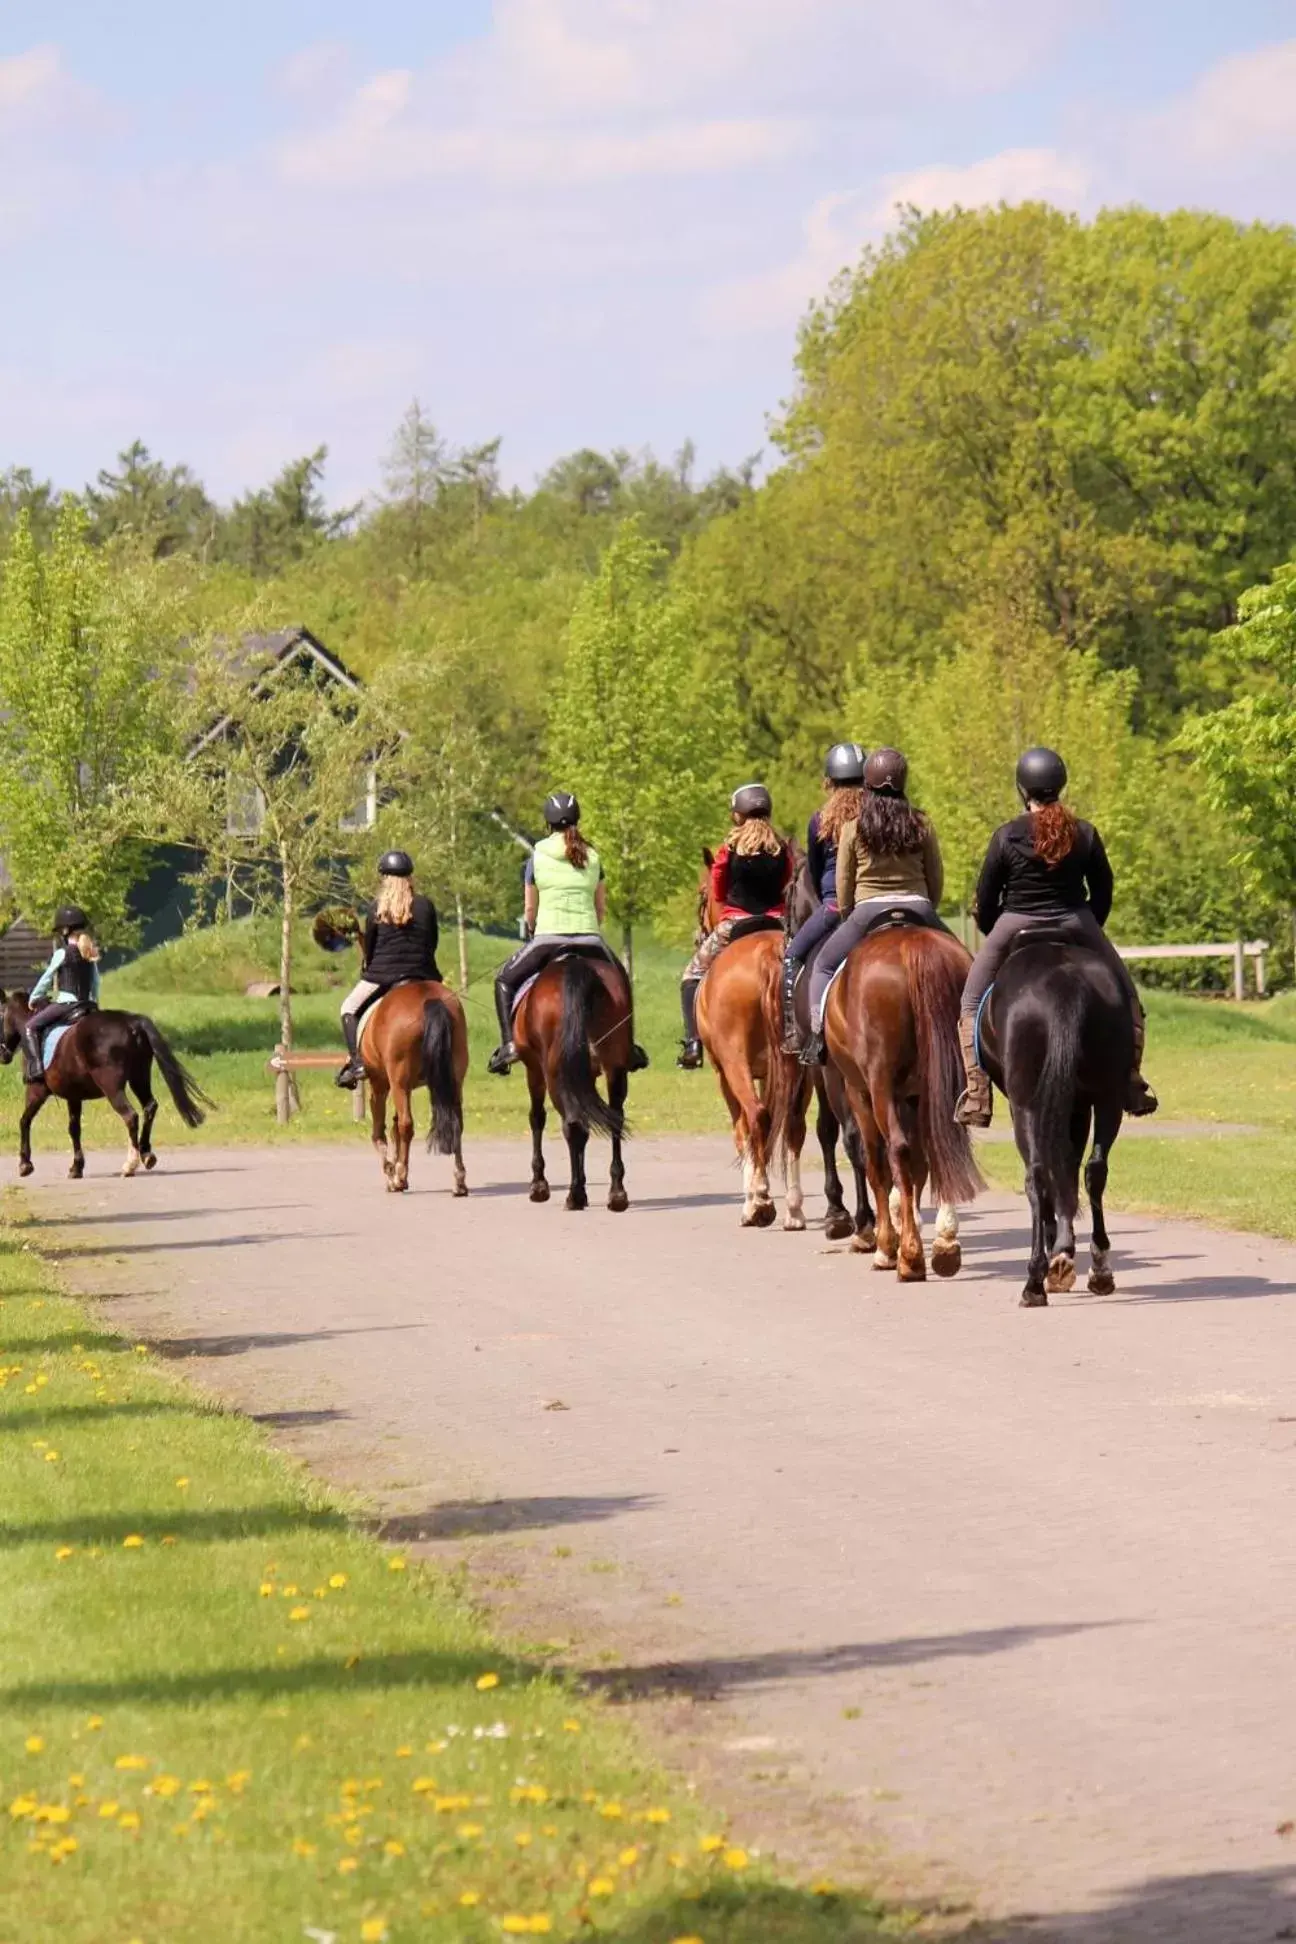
[379,1494,659,1542]
[150,1322,424,1360]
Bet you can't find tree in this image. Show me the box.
[216,449,357,577]
[0,468,60,553]
[548,520,737,976]
[381,401,449,577]
[1179,561,1296,967]
[85,440,216,558]
[0,504,181,939]
[140,641,414,1118]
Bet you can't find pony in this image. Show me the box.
[691,850,808,1229]
[314,911,468,1195]
[814,923,983,1279]
[514,955,633,1212]
[786,857,877,1244]
[978,933,1128,1305]
[0,990,210,1178]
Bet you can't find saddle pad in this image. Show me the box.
[40,1021,73,1064]
[511,970,545,1022]
[973,983,995,1068]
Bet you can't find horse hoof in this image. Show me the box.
[453,1183,469,1199]
[823,1211,854,1242]
[742,1200,776,1229]
[1087,1270,1116,1296]
[1046,1255,1076,1294]
[67,1163,84,1180]
[121,1157,141,1179]
[530,1183,550,1204]
[143,1153,158,1172]
[931,1243,962,1279]
[17,1160,33,1178]
[607,1190,629,1213]
[871,1249,898,1271]
[783,1209,806,1232]
[565,1193,588,1212]
[897,1256,927,1283]
[1020,1288,1049,1308]
[855,1224,877,1252]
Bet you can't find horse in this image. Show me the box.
[813,921,983,1279]
[514,953,633,1213]
[978,933,1128,1306]
[313,911,469,1196]
[0,990,211,1179]
[691,850,809,1230]
[786,859,877,1245]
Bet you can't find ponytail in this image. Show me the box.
[1031,802,1078,867]
[563,825,591,869]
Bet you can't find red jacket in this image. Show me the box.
[711,842,793,922]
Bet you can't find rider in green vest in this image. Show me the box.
[488,791,649,1075]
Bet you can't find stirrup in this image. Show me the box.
[954,1081,992,1129]
[487,1043,516,1076]
[676,1039,703,1071]
[334,1059,362,1091]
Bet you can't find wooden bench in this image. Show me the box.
[267,1044,366,1124]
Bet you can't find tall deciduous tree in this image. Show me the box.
[548,521,737,976]
[0,505,180,939]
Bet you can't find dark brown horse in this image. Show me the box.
[357,983,469,1195]
[0,991,210,1178]
[515,953,632,1212]
[816,924,983,1279]
[692,853,805,1228]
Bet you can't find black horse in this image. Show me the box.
[787,860,876,1243]
[0,991,211,1179]
[978,933,1129,1306]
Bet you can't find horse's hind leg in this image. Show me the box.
[782,1070,810,1232]
[1086,1103,1120,1295]
[875,1074,925,1281]
[370,1077,393,1185]
[718,1070,774,1228]
[844,1083,894,1268]
[133,1044,158,1169]
[564,1118,589,1212]
[66,1099,85,1180]
[390,1080,414,1192]
[837,1096,877,1251]
[816,1077,852,1241]
[527,1066,550,1204]
[1045,1105,1088,1294]
[607,1068,629,1213]
[1020,1120,1051,1306]
[100,1080,142,1177]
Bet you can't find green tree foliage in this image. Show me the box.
[85,441,217,559]
[548,521,738,971]
[0,468,60,552]
[0,505,181,940]
[215,448,358,578]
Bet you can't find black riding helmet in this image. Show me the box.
[863,748,908,797]
[543,791,580,829]
[730,782,772,820]
[377,851,414,878]
[824,741,866,785]
[1015,747,1067,805]
[55,904,89,934]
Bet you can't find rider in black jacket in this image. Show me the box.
[336,852,441,1089]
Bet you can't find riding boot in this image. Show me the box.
[954,1012,992,1128]
[800,1026,826,1068]
[781,953,803,1054]
[677,979,703,1070]
[1126,1008,1159,1117]
[334,1012,363,1090]
[487,976,518,1076]
[20,1026,44,1086]
[628,1043,650,1072]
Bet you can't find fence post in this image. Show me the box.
[1255,945,1267,998]
[1233,940,1245,1003]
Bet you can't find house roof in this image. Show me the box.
[187,625,363,757]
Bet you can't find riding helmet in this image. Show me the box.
[824,741,866,785]
[54,904,89,934]
[863,748,908,797]
[731,782,773,821]
[543,791,580,829]
[1015,747,1067,804]
[377,850,414,878]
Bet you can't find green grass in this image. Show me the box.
[0,1218,915,1943]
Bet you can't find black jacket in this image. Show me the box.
[974,816,1113,935]
[363,895,441,985]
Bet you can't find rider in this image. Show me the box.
[22,905,101,1083]
[335,851,441,1089]
[781,742,866,1053]
[678,783,794,1071]
[955,747,1158,1127]
[801,748,946,1066]
[487,792,648,1076]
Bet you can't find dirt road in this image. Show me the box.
[26,1138,1296,1942]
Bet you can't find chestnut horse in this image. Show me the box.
[515,954,633,1212]
[692,852,805,1229]
[0,990,210,1178]
[357,983,469,1195]
[816,923,983,1279]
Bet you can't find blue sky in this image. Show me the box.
[2,2,1295,505]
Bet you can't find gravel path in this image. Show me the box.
[25,1137,1296,1943]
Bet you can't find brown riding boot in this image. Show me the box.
[954,1012,992,1129]
[1126,1009,1159,1118]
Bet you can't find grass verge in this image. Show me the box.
[0,1214,914,1944]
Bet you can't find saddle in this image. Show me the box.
[511,943,611,1022]
[852,904,943,947]
[728,914,784,944]
[1003,923,1079,959]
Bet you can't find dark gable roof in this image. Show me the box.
[188,625,363,757]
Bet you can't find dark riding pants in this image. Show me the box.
[496,935,619,1028]
[960,908,1139,1017]
[787,901,840,967]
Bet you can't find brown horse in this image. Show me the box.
[515,953,632,1212]
[358,983,469,1195]
[0,991,210,1178]
[816,923,983,1279]
[692,852,806,1229]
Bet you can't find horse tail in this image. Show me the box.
[904,933,984,1207]
[133,1017,213,1128]
[1026,976,1087,1196]
[555,958,621,1138]
[421,997,463,1155]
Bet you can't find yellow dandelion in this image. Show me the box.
[329,1573,348,1589]
[67,1773,84,1788]
[292,1838,317,1857]
[8,1795,38,1821]
[382,1838,406,1857]
[561,1718,581,1733]
[175,1477,190,1489]
[588,1877,616,1897]
[114,1756,149,1772]
[50,1836,79,1860]
[500,1921,531,1937]
[411,1777,438,1794]
[475,1671,499,1691]
[281,1584,299,1597]
[122,1535,144,1549]
[599,1802,625,1819]
[394,1745,411,1759]
[98,1802,120,1819]
[723,1847,750,1870]
[699,1834,724,1853]
[226,1771,251,1793]
[811,1879,838,1895]
[458,1823,483,1839]
[458,1890,481,1907]
[314,1587,328,1599]
[360,1922,388,1943]
[526,1922,553,1937]
[118,1810,141,1831]
[37,1804,71,1824]
[44,1450,60,1463]
[387,1556,406,1572]
[338,1855,359,1874]
[514,1831,532,1847]
[258,1582,275,1597]
[24,1736,44,1754]
[86,1716,104,1732]
[150,1776,181,1798]
[289,1605,311,1622]
[188,1780,213,1795]
[619,1846,640,1867]
[645,1807,671,1824]
[669,1935,705,1943]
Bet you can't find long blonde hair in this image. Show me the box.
[68,929,100,962]
[732,817,784,857]
[375,875,415,926]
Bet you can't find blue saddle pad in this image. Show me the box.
[40,1021,73,1064]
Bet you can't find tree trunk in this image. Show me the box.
[456,892,469,990]
[622,920,634,988]
[276,862,299,1124]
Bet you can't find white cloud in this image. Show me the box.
[1139,38,1296,169]
[0,43,62,117]
[705,147,1090,335]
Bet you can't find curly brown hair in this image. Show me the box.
[1030,802,1078,866]
[817,784,862,844]
[854,790,929,858]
